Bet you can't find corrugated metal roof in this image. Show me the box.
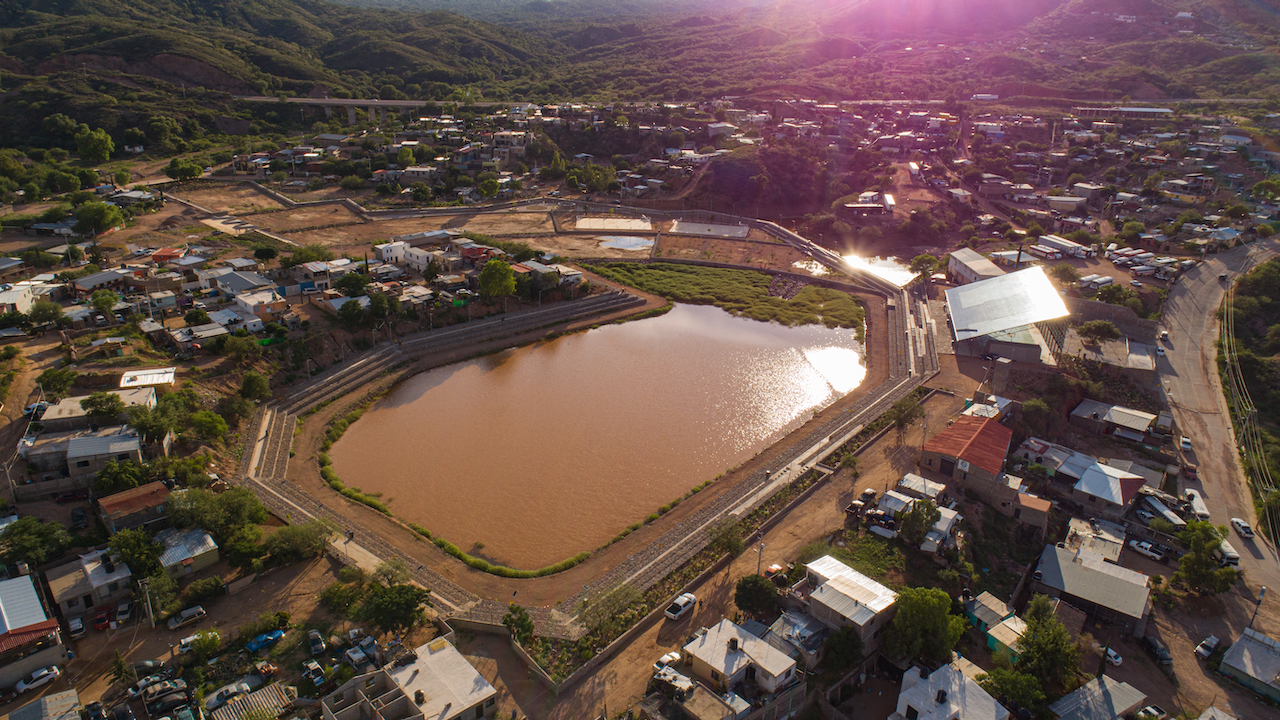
[210,683,295,720]
[1071,399,1157,433]
[966,592,1013,628]
[7,689,81,720]
[1073,464,1145,507]
[897,473,945,499]
[988,616,1026,651]
[99,482,170,518]
[946,266,1068,340]
[157,528,218,569]
[1036,546,1150,620]
[67,432,140,460]
[0,575,50,634]
[120,367,177,388]
[1047,676,1145,720]
[1221,628,1280,694]
[923,416,1012,476]
[682,619,795,679]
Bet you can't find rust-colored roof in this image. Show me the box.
[923,416,1012,476]
[98,481,169,518]
[0,619,59,655]
[1015,493,1052,513]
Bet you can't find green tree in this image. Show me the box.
[883,587,965,663]
[899,499,941,546]
[240,371,271,401]
[886,397,925,434]
[1015,594,1080,690]
[185,309,211,326]
[109,528,163,577]
[368,292,392,320]
[253,247,278,262]
[361,584,431,636]
[734,574,778,615]
[0,517,71,565]
[109,649,136,686]
[336,272,370,297]
[190,410,228,443]
[977,669,1045,713]
[90,289,117,316]
[338,298,365,329]
[114,169,130,187]
[164,158,203,181]
[709,517,744,556]
[478,259,516,301]
[1174,521,1239,594]
[74,202,124,235]
[29,300,65,325]
[396,147,414,167]
[909,254,940,277]
[1021,398,1053,435]
[80,391,126,420]
[477,178,500,198]
[37,367,76,397]
[261,519,331,563]
[340,175,365,191]
[189,630,221,662]
[95,459,145,495]
[1224,204,1249,219]
[75,126,114,164]
[223,335,262,365]
[820,625,865,673]
[502,603,535,644]
[168,487,267,544]
[1077,319,1121,343]
[1048,263,1080,284]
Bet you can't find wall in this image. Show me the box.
[0,641,68,689]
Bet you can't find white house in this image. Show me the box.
[683,619,798,694]
[805,555,898,654]
[235,289,286,321]
[0,286,35,315]
[375,241,409,264]
[890,663,1009,720]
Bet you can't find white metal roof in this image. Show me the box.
[0,575,50,633]
[157,528,219,569]
[946,266,1069,340]
[1036,546,1150,620]
[1071,399,1157,433]
[66,431,141,460]
[683,619,796,680]
[897,473,945,499]
[1073,463,1143,506]
[120,367,176,389]
[898,665,1008,720]
[805,555,897,625]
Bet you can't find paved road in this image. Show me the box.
[1159,239,1280,590]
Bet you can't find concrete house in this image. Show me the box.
[947,249,1005,285]
[1219,628,1280,702]
[987,615,1026,661]
[45,549,132,618]
[39,388,155,432]
[0,575,68,690]
[1031,545,1151,636]
[1069,399,1157,441]
[235,289,287,321]
[321,638,497,720]
[1047,676,1145,720]
[97,481,170,535]
[804,555,898,655]
[0,286,35,315]
[1070,463,1145,522]
[964,591,1013,632]
[921,417,1013,498]
[890,663,1008,720]
[156,527,219,578]
[683,619,800,695]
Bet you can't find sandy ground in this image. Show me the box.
[654,234,809,269]
[252,205,365,234]
[177,185,287,214]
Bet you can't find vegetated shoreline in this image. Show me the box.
[308,266,871,577]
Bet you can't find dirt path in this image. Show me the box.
[279,288,892,609]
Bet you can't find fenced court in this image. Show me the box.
[669,220,749,238]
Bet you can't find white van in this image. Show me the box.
[1185,489,1211,522]
[1215,539,1240,567]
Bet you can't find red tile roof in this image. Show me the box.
[923,416,1012,476]
[0,619,59,655]
[1118,476,1146,507]
[98,481,169,518]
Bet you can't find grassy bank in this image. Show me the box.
[589,262,865,334]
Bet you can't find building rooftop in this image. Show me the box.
[210,683,297,720]
[66,430,141,460]
[806,556,897,626]
[1036,546,1150,620]
[40,389,156,424]
[7,689,81,720]
[988,615,1026,652]
[946,266,1069,340]
[388,637,497,720]
[157,528,218,570]
[896,664,1008,720]
[0,575,49,634]
[966,591,1013,629]
[1073,463,1145,507]
[683,619,797,680]
[923,416,1013,476]
[948,248,1005,279]
[1071,399,1157,433]
[99,481,169,518]
[1046,676,1145,720]
[897,473,945,500]
[1221,627,1280,697]
[120,367,176,389]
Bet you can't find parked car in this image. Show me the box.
[83,703,108,720]
[1128,540,1164,561]
[127,673,167,698]
[1130,280,1143,287]
[167,606,206,630]
[302,659,325,686]
[111,705,137,720]
[205,682,250,710]
[1138,706,1168,720]
[132,660,164,675]
[1134,510,1155,525]
[1159,330,1169,341]
[67,616,85,640]
[652,651,681,674]
[54,490,85,504]
[1231,518,1256,539]
[1180,436,1193,451]
[177,634,201,654]
[664,593,697,621]
[307,629,326,656]
[1144,636,1173,665]
[1183,464,1198,481]
[1104,648,1122,666]
[344,648,370,669]
[94,607,114,630]
[16,666,60,693]
[71,507,88,529]
[1155,347,1164,356]
[146,692,190,715]
[23,401,48,418]
[117,600,134,623]
[245,629,285,653]
[142,680,187,704]
[1195,635,1220,659]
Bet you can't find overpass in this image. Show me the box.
[233,95,511,124]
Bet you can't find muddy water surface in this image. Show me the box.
[329,303,865,568]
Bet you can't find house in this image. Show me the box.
[804,555,898,654]
[72,270,128,295]
[683,619,801,694]
[0,575,67,690]
[119,367,176,390]
[8,690,82,720]
[235,289,287,321]
[897,473,946,503]
[878,490,915,518]
[1070,463,1145,521]
[921,507,962,554]
[763,611,829,669]
[321,638,497,720]
[156,527,219,578]
[207,308,264,334]
[947,249,1005,285]
[1069,399,1157,440]
[39,388,156,432]
[211,683,299,720]
[0,286,35,315]
[889,663,1008,720]
[374,241,409,264]
[1046,676,1145,720]
[987,615,1026,661]
[66,429,144,481]
[1064,518,1126,564]
[22,426,143,487]
[214,271,274,296]
[167,323,230,351]
[1031,545,1151,636]
[45,549,132,619]
[920,417,1013,498]
[97,482,170,534]
[1219,627,1280,702]
[963,591,1013,632]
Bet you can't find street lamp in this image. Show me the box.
[755,541,766,576]
[1249,586,1267,629]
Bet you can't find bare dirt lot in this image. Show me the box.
[446,211,556,236]
[655,234,809,269]
[177,185,287,214]
[251,204,365,234]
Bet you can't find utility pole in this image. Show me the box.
[140,577,155,628]
[1249,586,1267,629]
[755,541,765,576]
